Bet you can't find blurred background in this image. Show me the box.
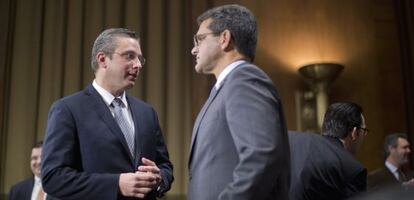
[1,0,413,199]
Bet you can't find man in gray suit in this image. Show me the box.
[188,4,290,200]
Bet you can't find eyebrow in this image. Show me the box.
[121,50,140,55]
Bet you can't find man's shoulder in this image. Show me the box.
[10,177,33,191]
[368,167,394,180]
[224,62,277,93]
[126,94,153,109]
[229,62,268,79]
[53,86,91,104]
[301,134,363,171]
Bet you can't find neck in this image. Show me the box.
[213,53,247,78]
[386,156,400,168]
[95,77,124,97]
[340,137,357,156]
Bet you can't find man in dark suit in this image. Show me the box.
[41,28,173,200]
[368,133,414,190]
[289,102,368,200]
[9,141,47,200]
[188,4,290,200]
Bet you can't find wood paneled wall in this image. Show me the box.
[0,0,411,198]
[207,0,407,171]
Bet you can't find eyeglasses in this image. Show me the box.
[358,127,369,136]
[113,51,146,65]
[193,32,217,46]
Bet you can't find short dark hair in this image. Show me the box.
[383,133,407,157]
[321,102,363,139]
[33,140,43,149]
[197,4,257,61]
[91,28,139,72]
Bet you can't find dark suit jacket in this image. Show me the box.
[9,177,52,200]
[41,84,173,200]
[368,166,414,192]
[289,131,367,200]
[9,178,33,200]
[368,167,399,191]
[188,63,291,200]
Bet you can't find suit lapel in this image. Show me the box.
[189,85,221,165]
[26,178,35,199]
[84,85,134,164]
[188,61,246,166]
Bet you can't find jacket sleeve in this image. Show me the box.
[41,100,119,200]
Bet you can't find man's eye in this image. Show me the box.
[197,36,205,41]
[126,53,136,60]
[122,53,135,61]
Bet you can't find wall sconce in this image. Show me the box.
[296,63,344,131]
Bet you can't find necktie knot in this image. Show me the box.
[112,98,124,108]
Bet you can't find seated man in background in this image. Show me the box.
[289,102,368,200]
[368,133,414,190]
[9,141,47,200]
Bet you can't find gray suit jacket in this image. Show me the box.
[188,62,290,200]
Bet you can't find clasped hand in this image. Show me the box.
[119,157,162,198]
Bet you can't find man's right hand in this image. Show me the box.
[119,171,157,198]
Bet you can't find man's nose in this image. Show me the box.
[133,61,143,69]
[191,46,198,55]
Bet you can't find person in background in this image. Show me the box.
[368,133,414,190]
[289,102,368,200]
[9,141,47,200]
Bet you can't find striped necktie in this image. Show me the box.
[112,98,135,156]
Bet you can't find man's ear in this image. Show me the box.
[388,145,395,154]
[350,127,358,141]
[220,30,233,51]
[96,52,106,68]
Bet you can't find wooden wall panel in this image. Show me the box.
[207,0,406,171]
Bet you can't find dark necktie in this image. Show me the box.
[112,98,135,156]
[398,169,408,182]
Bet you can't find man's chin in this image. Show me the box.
[195,65,202,73]
[124,83,134,90]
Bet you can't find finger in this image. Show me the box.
[135,171,156,181]
[141,157,156,166]
[138,165,160,173]
[132,192,145,199]
[133,187,153,195]
[134,180,157,188]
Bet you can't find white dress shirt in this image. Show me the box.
[92,80,135,131]
[385,161,400,180]
[31,176,46,200]
[214,60,246,90]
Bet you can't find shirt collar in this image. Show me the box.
[385,161,399,173]
[34,175,41,185]
[92,80,128,108]
[215,60,246,89]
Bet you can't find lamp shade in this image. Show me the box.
[298,63,344,83]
